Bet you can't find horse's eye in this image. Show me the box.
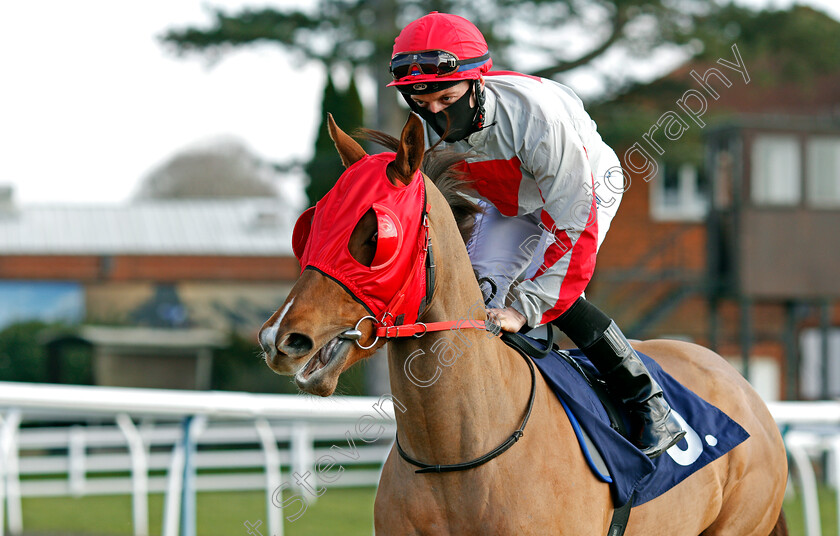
[349,208,378,267]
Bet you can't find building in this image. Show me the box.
[0,194,299,334]
[0,193,305,389]
[586,9,840,400]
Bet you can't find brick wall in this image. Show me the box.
[588,154,800,399]
[0,255,300,283]
[596,170,707,273]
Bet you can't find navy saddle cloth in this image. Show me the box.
[521,335,749,507]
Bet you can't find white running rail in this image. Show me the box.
[2,384,840,536]
[0,381,398,536]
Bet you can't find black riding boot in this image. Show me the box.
[553,298,686,458]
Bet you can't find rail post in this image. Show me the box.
[255,419,283,536]
[0,410,22,536]
[180,415,206,536]
[116,413,149,536]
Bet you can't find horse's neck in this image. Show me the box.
[386,210,528,464]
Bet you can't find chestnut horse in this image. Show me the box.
[259,113,788,535]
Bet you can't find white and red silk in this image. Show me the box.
[432,74,622,327]
[292,153,430,326]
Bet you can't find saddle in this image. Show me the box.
[498,330,750,512]
[501,330,635,536]
[502,329,628,448]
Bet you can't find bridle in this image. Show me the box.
[337,201,539,475]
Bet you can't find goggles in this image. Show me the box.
[389,50,490,80]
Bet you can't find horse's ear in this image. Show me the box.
[328,113,367,168]
[391,113,425,186]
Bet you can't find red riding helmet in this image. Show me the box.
[387,12,492,90]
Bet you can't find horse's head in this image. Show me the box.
[258,113,432,396]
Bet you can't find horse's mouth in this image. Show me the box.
[294,335,352,395]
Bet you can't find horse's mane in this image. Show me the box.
[357,128,482,245]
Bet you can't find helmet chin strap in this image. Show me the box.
[472,78,488,131]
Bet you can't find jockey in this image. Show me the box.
[387,12,685,458]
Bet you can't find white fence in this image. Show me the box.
[1,383,839,536]
[0,381,397,536]
[767,401,840,536]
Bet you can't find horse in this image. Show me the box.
[258,112,788,535]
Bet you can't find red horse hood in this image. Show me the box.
[292,152,428,325]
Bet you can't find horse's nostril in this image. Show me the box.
[279,333,314,356]
[259,326,280,356]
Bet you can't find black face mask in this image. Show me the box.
[403,85,478,143]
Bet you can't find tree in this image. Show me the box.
[160,0,724,134]
[305,73,365,206]
[689,4,840,81]
[588,5,840,155]
[0,321,92,385]
[135,137,278,200]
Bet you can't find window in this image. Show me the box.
[751,135,801,205]
[800,327,840,399]
[650,162,708,221]
[0,281,84,329]
[807,136,840,208]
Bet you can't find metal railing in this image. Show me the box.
[2,383,840,536]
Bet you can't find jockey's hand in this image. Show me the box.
[485,307,527,333]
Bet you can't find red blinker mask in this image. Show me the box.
[292,152,428,325]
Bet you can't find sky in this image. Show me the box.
[2,0,839,206]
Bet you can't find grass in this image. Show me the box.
[784,485,838,536]
[20,487,377,536]
[14,485,838,535]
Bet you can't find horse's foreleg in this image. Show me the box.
[699,478,786,536]
[768,510,789,536]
